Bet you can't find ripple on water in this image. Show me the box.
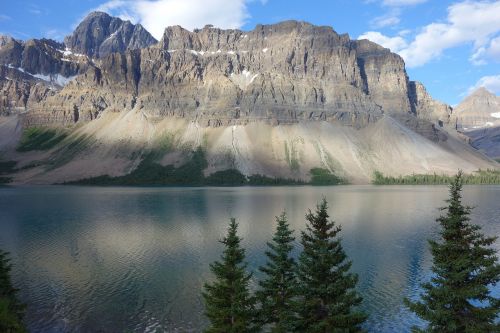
[0,185,498,332]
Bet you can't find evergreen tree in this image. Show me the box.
[202,218,256,333]
[256,212,297,332]
[296,198,366,332]
[0,250,25,333]
[405,172,500,332]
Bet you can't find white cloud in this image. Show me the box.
[370,10,400,28]
[0,14,11,21]
[359,1,500,68]
[358,31,408,53]
[93,0,260,40]
[468,75,500,95]
[470,36,500,65]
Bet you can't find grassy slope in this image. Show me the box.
[16,127,68,152]
[65,149,340,186]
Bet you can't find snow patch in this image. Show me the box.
[5,65,76,87]
[33,73,77,86]
[262,48,268,53]
[58,48,84,57]
[491,112,500,118]
[227,51,235,55]
[230,69,259,90]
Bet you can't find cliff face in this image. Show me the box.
[29,20,450,130]
[0,15,495,184]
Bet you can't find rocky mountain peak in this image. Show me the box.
[456,87,499,113]
[64,11,157,58]
[0,35,18,49]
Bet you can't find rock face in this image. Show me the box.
[0,35,94,114]
[0,15,496,184]
[408,81,452,123]
[30,21,450,131]
[64,11,157,58]
[453,88,500,159]
[454,88,500,130]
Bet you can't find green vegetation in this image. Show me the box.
[205,169,247,186]
[202,199,366,332]
[48,135,92,170]
[405,172,500,332]
[295,198,366,331]
[247,174,305,186]
[309,168,346,185]
[65,150,344,186]
[373,169,500,185]
[256,212,298,332]
[0,250,26,332]
[202,218,257,333]
[16,127,68,152]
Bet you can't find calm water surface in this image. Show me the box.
[0,185,499,332]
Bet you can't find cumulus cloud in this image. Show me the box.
[93,0,259,40]
[358,31,408,53]
[470,36,500,65]
[369,10,400,28]
[468,75,500,95]
[359,1,500,68]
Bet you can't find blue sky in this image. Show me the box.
[1,0,499,105]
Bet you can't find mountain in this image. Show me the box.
[453,88,500,159]
[64,11,158,58]
[0,15,497,184]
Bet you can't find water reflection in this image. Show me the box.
[0,185,498,332]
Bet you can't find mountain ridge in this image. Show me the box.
[0,13,497,184]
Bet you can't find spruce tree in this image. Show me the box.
[0,250,25,333]
[202,218,256,333]
[296,198,366,332]
[256,212,297,332]
[405,172,500,332]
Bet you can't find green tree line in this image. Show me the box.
[373,169,500,185]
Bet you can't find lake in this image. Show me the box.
[0,185,499,332]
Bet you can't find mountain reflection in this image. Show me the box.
[0,185,498,332]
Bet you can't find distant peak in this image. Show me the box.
[85,11,112,19]
[471,87,495,96]
[465,87,498,101]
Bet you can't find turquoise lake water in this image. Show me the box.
[0,185,499,332]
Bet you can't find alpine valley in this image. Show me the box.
[0,11,498,185]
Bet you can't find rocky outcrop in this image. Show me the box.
[408,81,451,123]
[64,11,157,58]
[0,34,95,114]
[31,20,452,129]
[3,15,496,185]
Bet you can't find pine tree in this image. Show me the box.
[256,212,297,332]
[202,218,256,333]
[0,250,25,333]
[296,198,366,332]
[405,172,500,332]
